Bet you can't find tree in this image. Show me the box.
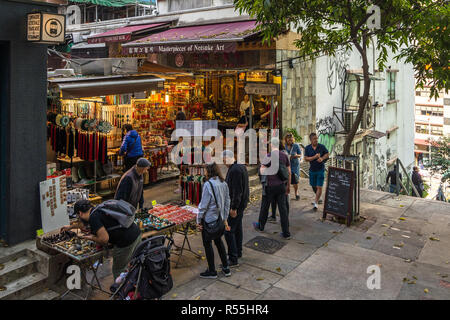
[425,137,450,182]
[234,0,449,156]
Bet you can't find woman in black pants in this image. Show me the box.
[196,163,231,279]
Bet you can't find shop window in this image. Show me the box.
[387,71,396,100]
[168,0,213,11]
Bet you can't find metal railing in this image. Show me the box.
[395,158,420,197]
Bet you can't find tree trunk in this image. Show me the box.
[343,36,371,156]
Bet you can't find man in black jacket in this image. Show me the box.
[223,150,249,267]
[115,158,151,209]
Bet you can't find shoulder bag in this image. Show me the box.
[202,181,225,240]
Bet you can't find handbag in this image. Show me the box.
[202,180,225,240]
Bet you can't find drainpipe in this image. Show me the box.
[372,37,377,189]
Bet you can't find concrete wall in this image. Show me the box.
[0,1,56,245]
[314,43,415,190]
[279,50,316,142]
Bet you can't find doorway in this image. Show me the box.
[0,41,10,241]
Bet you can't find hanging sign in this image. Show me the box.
[244,83,279,96]
[27,12,66,44]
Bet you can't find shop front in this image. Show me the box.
[121,20,283,136]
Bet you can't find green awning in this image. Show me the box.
[70,0,155,7]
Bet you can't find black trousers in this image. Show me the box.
[270,199,277,218]
[202,229,228,272]
[225,208,244,263]
[412,184,423,198]
[258,183,290,237]
[124,155,140,172]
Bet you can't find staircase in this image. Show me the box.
[0,241,60,300]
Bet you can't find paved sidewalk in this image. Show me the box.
[88,180,450,300]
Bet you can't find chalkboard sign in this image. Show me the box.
[323,167,354,226]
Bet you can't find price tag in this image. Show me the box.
[152,200,157,206]
[186,200,190,205]
[36,229,44,237]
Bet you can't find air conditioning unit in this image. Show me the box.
[361,96,375,129]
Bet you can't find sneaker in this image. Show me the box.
[318,199,323,204]
[295,195,300,200]
[280,233,291,240]
[222,267,231,277]
[268,217,277,223]
[252,222,262,232]
[228,260,239,268]
[200,270,218,279]
[313,202,318,211]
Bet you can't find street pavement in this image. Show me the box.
[87,179,450,300]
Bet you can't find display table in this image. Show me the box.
[37,230,111,300]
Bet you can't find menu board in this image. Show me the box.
[176,120,218,137]
[39,176,70,233]
[323,167,354,226]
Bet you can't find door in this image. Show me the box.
[0,41,9,240]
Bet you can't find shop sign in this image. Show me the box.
[244,83,279,96]
[246,71,268,82]
[123,42,237,55]
[88,34,132,44]
[27,12,65,44]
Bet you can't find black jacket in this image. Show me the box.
[386,170,402,185]
[412,171,423,186]
[115,167,144,209]
[225,162,249,211]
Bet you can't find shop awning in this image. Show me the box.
[54,76,165,98]
[363,130,386,139]
[415,138,430,146]
[71,42,106,50]
[87,23,169,44]
[122,20,259,54]
[70,0,154,7]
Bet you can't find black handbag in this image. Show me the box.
[202,180,225,240]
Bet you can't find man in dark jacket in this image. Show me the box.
[386,165,402,193]
[120,124,144,172]
[411,166,423,197]
[115,158,151,209]
[223,150,249,267]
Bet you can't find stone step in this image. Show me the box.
[26,289,60,300]
[0,273,47,300]
[0,253,38,287]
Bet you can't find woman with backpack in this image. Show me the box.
[196,163,232,279]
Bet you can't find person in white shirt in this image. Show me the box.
[239,95,250,115]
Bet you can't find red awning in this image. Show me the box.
[122,20,259,54]
[415,138,430,146]
[88,23,169,44]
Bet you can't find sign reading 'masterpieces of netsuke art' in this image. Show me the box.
[27,12,65,44]
[123,42,237,55]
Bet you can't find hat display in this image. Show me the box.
[55,114,63,126]
[75,118,83,130]
[81,119,89,131]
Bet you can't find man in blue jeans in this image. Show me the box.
[304,133,329,211]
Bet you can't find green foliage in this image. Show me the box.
[234,0,449,99]
[284,128,302,142]
[425,137,450,182]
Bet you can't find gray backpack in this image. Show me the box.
[93,199,136,231]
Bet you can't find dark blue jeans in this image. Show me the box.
[225,209,244,263]
[258,183,290,237]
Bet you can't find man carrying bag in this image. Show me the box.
[61,199,142,292]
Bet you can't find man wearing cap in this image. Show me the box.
[115,157,151,209]
[61,199,142,292]
[223,150,249,267]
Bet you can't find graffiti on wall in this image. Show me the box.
[316,116,337,153]
[326,51,350,95]
[375,141,388,191]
